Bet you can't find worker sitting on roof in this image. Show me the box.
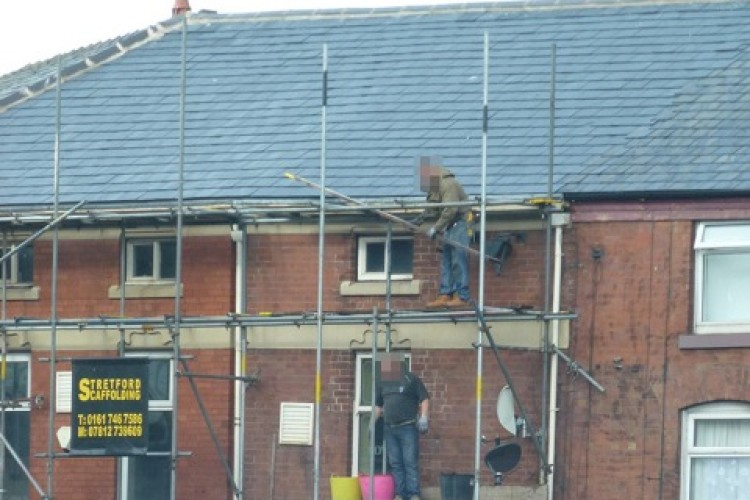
[416,156,471,309]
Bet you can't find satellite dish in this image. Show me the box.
[496,386,516,436]
[485,442,522,474]
[484,441,522,485]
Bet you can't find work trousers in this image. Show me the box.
[384,422,421,498]
[440,218,470,300]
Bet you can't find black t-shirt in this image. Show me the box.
[376,372,429,426]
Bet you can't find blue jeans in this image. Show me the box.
[440,218,470,300]
[384,422,420,498]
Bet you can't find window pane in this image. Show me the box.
[702,253,750,322]
[159,241,176,280]
[17,246,33,283]
[125,411,173,499]
[365,242,385,273]
[133,244,154,277]
[690,457,750,500]
[703,224,750,244]
[2,411,30,500]
[0,248,6,281]
[146,411,172,452]
[695,419,750,447]
[127,456,170,500]
[391,240,414,274]
[2,361,29,401]
[360,358,375,406]
[148,360,171,402]
[357,412,386,475]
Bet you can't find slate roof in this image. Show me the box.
[1,0,749,211]
[558,42,750,198]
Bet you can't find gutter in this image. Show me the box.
[562,189,750,203]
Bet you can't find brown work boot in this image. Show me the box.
[426,294,452,308]
[446,295,471,308]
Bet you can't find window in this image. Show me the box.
[694,223,750,334]
[681,402,750,500]
[357,236,413,281]
[1,354,31,500]
[126,240,176,282]
[0,244,33,285]
[352,352,410,475]
[120,354,173,500]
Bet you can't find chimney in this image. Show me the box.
[172,0,191,16]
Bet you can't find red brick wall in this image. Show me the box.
[556,202,750,500]
[244,348,546,499]
[4,235,233,319]
[247,230,547,313]
[26,348,233,499]
[4,226,552,499]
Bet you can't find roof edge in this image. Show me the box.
[562,189,750,202]
[0,18,184,113]
[189,0,740,24]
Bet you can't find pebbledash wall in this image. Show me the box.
[555,198,750,500]
[3,215,567,499]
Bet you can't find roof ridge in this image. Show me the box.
[186,0,741,23]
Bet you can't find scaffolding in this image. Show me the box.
[0,16,606,500]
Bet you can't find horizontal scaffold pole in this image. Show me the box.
[0,309,576,331]
[284,172,505,264]
[0,200,85,267]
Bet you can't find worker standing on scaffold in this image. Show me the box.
[415,156,472,309]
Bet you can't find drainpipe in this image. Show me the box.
[232,224,247,499]
[547,216,566,500]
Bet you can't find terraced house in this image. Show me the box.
[0,0,749,499]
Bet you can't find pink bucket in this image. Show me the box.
[358,474,395,500]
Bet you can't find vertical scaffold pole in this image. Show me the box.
[539,42,556,486]
[1,231,7,500]
[545,43,559,498]
[368,307,378,500]
[313,43,328,500]
[382,224,393,473]
[46,55,63,499]
[473,31,490,500]
[170,15,188,500]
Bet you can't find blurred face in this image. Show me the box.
[380,354,405,381]
[419,164,441,193]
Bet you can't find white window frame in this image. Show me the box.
[0,243,33,286]
[694,222,750,334]
[1,353,31,409]
[357,235,414,281]
[119,352,174,500]
[680,401,750,500]
[126,239,176,283]
[1,353,31,499]
[352,352,411,475]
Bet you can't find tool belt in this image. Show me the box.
[446,211,474,232]
[387,418,417,428]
